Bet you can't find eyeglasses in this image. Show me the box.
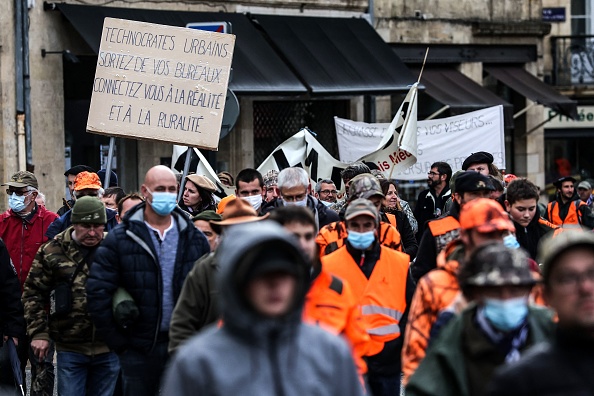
[427,172,440,177]
[552,268,594,291]
[6,189,30,197]
[320,189,338,195]
[282,190,307,202]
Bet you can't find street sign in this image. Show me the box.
[186,22,231,34]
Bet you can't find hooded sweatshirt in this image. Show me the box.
[163,221,363,396]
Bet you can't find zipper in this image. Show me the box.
[268,330,286,396]
[125,229,162,352]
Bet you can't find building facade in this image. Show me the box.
[1,0,572,209]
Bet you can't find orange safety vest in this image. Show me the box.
[427,216,461,253]
[547,200,585,226]
[303,268,370,375]
[316,221,402,258]
[322,246,409,356]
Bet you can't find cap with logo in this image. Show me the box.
[71,196,107,224]
[74,172,102,191]
[455,171,495,194]
[459,198,514,233]
[3,171,38,190]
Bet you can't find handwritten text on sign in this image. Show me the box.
[87,18,235,150]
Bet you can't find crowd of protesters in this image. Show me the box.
[0,152,592,395]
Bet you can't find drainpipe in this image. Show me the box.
[364,0,376,123]
[15,0,31,171]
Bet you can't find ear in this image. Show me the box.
[140,184,148,198]
[454,192,463,205]
[504,200,511,212]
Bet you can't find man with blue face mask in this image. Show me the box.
[322,198,415,396]
[406,243,554,396]
[86,165,210,396]
[261,167,339,230]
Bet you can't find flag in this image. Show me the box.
[360,82,418,176]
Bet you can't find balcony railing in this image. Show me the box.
[552,35,594,87]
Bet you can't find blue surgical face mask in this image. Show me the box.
[285,197,308,207]
[483,296,528,332]
[347,230,375,250]
[320,200,333,208]
[503,234,520,249]
[9,193,29,213]
[146,187,177,216]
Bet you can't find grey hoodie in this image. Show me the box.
[163,221,363,396]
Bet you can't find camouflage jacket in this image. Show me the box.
[22,226,109,354]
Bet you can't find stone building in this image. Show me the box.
[1,0,573,209]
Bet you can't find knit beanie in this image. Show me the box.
[71,196,107,224]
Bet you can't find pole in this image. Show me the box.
[22,0,32,166]
[104,137,115,187]
[177,148,193,202]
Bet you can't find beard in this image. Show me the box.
[427,178,439,189]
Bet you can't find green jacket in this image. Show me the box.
[22,226,110,355]
[406,304,555,396]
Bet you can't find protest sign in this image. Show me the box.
[335,105,505,179]
[87,18,235,150]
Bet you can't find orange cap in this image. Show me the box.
[459,198,514,233]
[74,171,102,191]
[216,194,236,214]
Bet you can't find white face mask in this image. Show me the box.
[241,195,262,211]
[320,200,333,208]
[284,197,308,207]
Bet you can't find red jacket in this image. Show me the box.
[0,205,58,289]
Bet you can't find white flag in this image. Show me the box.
[360,83,418,176]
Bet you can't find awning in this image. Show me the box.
[412,66,514,128]
[484,65,578,119]
[252,14,417,95]
[53,4,308,95]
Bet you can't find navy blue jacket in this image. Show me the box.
[46,207,119,239]
[86,202,209,354]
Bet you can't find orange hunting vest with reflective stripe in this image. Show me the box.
[322,245,409,356]
[547,200,584,226]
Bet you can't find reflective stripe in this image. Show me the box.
[362,305,403,320]
[367,324,400,336]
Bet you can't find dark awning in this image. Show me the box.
[252,14,417,95]
[484,65,578,119]
[53,4,308,95]
[412,66,514,128]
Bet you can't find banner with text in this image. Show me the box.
[335,105,505,179]
[87,18,235,150]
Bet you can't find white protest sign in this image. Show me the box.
[87,18,235,150]
[335,105,505,179]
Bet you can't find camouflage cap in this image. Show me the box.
[458,242,536,290]
[538,229,594,284]
[262,170,279,187]
[3,170,38,189]
[459,198,514,233]
[348,173,384,201]
[345,198,379,226]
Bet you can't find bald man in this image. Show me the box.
[87,166,210,396]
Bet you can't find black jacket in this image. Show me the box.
[513,206,557,260]
[411,203,461,283]
[414,187,451,241]
[0,239,25,339]
[86,202,209,354]
[383,210,418,259]
[487,328,594,396]
[261,195,340,230]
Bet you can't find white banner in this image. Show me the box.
[335,105,505,179]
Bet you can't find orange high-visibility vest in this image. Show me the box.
[322,246,409,356]
[304,268,370,375]
[547,200,585,226]
[316,221,402,258]
[427,216,461,253]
